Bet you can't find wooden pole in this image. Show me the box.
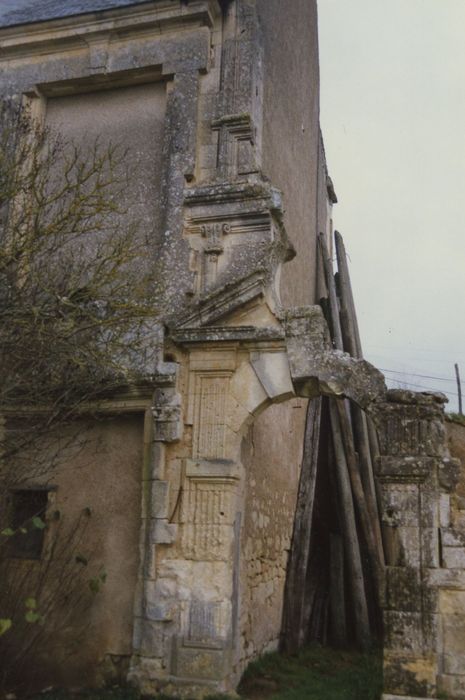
[334,230,363,358]
[455,363,463,415]
[334,399,385,601]
[318,233,343,351]
[281,398,322,654]
[334,231,384,564]
[329,533,347,647]
[329,399,371,650]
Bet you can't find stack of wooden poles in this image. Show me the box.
[281,231,385,654]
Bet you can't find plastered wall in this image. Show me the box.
[45,82,167,257]
[3,415,143,688]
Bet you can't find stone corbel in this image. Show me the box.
[152,369,183,445]
[284,306,386,407]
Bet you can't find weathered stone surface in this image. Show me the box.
[438,457,461,492]
[385,567,422,613]
[438,673,465,699]
[150,519,178,545]
[151,481,170,520]
[382,695,435,700]
[152,388,183,443]
[250,351,294,401]
[383,651,437,698]
[172,638,231,682]
[284,306,386,407]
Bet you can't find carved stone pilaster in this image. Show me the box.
[373,391,448,699]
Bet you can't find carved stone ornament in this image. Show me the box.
[201,222,231,259]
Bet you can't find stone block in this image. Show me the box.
[140,619,165,658]
[428,568,465,590]
[151,480,170,519]
[442,546,465,569]
[384,611,424,653]
[419,487,438,529]
[185,458,241,480]
[386,567,422,612]
[150,518,178,545]
[377,457,433,482]
[381,485,420,527]
[442,611,465,652]
[443,652,465,675]
[172,637,230,681]
[438,458,461,492]
[152,388,182,443]
[132,616,143,651]
[420,527,439,568]
[440,494,451,528]
[230,362,268,413]
[383,651,437,698]
[250,351,294,401]
[439,589,465,615]
[422,613,440,651]
[382,696,435,700]
[441,528,465,547]
[385,526,421,568]
[438,673,465,698]
[150,442,166,481]
[145,599,176,623]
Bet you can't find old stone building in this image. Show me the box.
[1,2,465,699]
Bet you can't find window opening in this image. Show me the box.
[9,489,48,560]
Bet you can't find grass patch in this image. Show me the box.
[238,645,383,700]
[32,689,236,700]
[32,647,382,700]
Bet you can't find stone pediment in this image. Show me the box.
[171,270,276,330]
[182,179,295,305]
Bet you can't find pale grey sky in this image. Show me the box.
[318,0,465,412]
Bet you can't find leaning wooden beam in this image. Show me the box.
[334,230,363,358]
[280,397,322,654]
[329,399,371,650]
[334,398,385,602]
[329,532,347,647]
[334,231,384,563]
[339,300,384,560]
[352,409,384,559]
[318,233,343,351]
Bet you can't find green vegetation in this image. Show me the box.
[33,646,382,700]
[448,412,465,426]
[238,646,383,700]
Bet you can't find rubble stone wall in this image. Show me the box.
[238,400,307,672]
[447,419,465,530]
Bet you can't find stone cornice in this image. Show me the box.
[0,0,219,60]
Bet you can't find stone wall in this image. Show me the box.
[447,418,465,531]
[436,418,465,699]
[237,400,306,672]
[375,399,465,700]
